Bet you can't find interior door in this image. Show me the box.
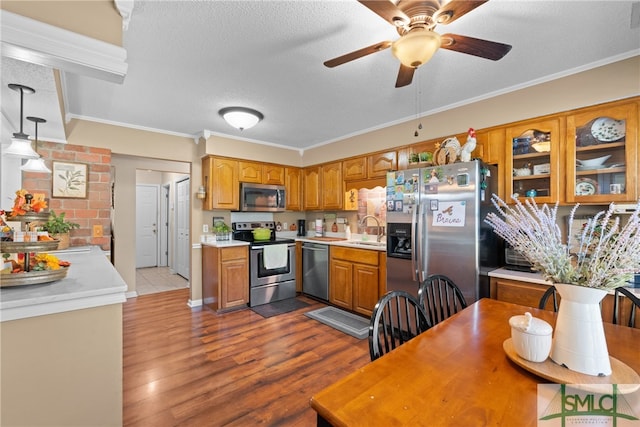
[136,184,159,268]
[175,178,190,279]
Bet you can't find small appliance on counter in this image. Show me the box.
[504,244,536,273]
[297,219,306,237]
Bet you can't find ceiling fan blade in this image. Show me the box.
[395,64,415,88]
[440,33,512,61]
[358,0,410,26]
[434,0,489,25]
[324,41,392,68]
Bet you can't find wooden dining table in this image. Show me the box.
[310,298,640,426]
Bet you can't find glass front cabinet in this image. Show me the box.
[505,119,561,204]
[565,102,638,203]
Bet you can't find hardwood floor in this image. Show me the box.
[123,289,370,426]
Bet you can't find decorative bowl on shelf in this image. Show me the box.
[513,167,532,177]
[576,154,611,168]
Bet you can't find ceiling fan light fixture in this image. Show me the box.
[219,107,264,131]
[391,28,441,68]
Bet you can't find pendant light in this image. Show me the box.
[21,116,51,173]
[5,84,40,158]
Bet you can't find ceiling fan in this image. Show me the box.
[324,0,512,88]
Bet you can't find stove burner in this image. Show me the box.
[232,221,295,246]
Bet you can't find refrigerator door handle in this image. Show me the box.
[415,203,425,283]
[412,204,419,282]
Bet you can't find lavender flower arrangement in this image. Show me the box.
[484,194,640,290]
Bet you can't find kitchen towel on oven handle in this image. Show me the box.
[263,244,288,269]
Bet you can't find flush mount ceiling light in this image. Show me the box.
[391,28,442,68]
[21,116,51,173]
[5,83,40,159]
[219,107,264,131]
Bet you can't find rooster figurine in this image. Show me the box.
[460,128,477,162]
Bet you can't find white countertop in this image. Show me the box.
[488,267,640,297]
[201,239,250,248]
[0,246,127,322]
[488,267,551,285]
[296,236,386,251]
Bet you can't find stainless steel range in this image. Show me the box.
[232,222,296,307]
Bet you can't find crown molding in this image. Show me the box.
[1,10,128,83]
[115,0,134,31]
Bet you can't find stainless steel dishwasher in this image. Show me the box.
[302,242,329,300]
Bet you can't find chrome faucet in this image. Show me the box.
[360,215,384,242]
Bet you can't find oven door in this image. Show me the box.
[250,243,296,287]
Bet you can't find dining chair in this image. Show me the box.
[368,290,431,361]
[612,287,640,328]
[418,274,468,326]
[538,285,558,312]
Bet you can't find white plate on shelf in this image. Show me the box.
[590,117,625,142]
[575,178,598,196]
[576,163,625,171]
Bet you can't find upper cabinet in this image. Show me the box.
[322,162,343,210]
[565,101,638,203]
[239,161,285,185]
[202,156,239,210]
[303,161,343,210]
[368,151,397,178]
[343,157,367,181]
[344,151,397,181]
[285,167,302,211]
[505,118,561,204]
[303,166,322,211]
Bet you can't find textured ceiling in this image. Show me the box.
[2,1,640,151]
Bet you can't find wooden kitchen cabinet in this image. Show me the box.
[368,151,397,178]
[238,161,262,183]
[505,118,561,204]
[303,166,322,210]
[489,277,632,328]
[202,156,239,210]
[263,164,285,185]
[475,127,506,200]
[239,161,285,185]
[285,167,302,211]
[322,161,343,210]
[565,100,638,203]
[330,246,384,317]
[344,151,397,181]
[202,245,249,311]
[343,157,367,181]
[490,277,553,309]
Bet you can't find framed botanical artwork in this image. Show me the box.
[52,161,88,198]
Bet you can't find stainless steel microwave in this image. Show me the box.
[239,183,286,212]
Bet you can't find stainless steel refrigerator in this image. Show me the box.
[385,160,502,304]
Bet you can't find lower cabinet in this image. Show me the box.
[489,277,552,308]
[330,246,385,317]
[202,245,249,311]
[489,277,632,328]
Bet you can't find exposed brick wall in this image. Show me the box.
[21,141,111,251]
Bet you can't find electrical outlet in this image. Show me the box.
[203,224,209,233]
[93,225,103,237]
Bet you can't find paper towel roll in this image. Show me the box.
[315,219,323,237]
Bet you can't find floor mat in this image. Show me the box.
[305,306,369,339]
[250,298,310,318]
